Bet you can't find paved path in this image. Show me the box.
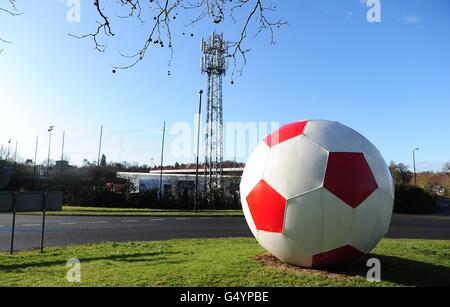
[0,213,449,252]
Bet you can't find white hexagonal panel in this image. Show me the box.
[303,120,366,153]
[263,135,328,200]
[350,188,394,253]
[362,141,395,199]
[257,230,312,267]
[284,188,354,256]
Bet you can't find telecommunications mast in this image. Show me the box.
[201,32,228,196]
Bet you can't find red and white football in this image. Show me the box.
[240,120,394,268]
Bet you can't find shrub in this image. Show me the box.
[394,184,437,214]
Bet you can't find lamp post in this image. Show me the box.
[34,136,39,178]
[159,122,166,201]
[195,90,204,213]
[413,147,420,186]
[6,139,11,161]
[61,131,66,162]
[97,125,103,167]
[13,141,18,164]
[13,141,18,170]
[47,126,54,175]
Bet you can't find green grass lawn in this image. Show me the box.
[0,238,449,287]
[20,206,244,217]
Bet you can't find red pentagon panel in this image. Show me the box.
[263,121,308,147]
[324,152,378,209]
[246,180,287,233]
[312,245,365,268]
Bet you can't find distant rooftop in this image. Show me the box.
[149,167,244,175]
[117,167,244,178]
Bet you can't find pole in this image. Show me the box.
[13,141,17,164]
[61,131,65,162]
[47,129,53,175]
[13,141,18,171]
[34,137,39,178]
[97,125,103,167]
[40,192,47,253]
[10,192,17,255]
[159,122,166,200]
[6,139,11,161]
[195,90,203,213]
[60,131,66,173]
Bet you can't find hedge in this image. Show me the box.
[394,184,437,214]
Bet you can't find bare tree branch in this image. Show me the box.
[74,0,286,81]
[228,0,287,78]
[0,0,21,53]
[0,0,21,16]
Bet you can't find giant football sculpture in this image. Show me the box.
[240,120,394,268]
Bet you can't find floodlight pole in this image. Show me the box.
[97,125,103,167]
[159,122,166,200]
[34,137,39,178]
[195,90,204,213]
[61,131,65,161]
[6,139,11,161]
[47,126,54,175]
[13,141,17,164]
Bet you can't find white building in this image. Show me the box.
[117,168,244,196]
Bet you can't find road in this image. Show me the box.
[0,213,449,252]
[0,215,249,252]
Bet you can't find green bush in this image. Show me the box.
[394,184,437,214]
[445,187,450,197]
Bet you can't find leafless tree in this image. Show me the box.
[0,0,21,54]
[389,161,413,185]
[444,162,450,173]
[73,0,286,80]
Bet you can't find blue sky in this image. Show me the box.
[0,0,449,171]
